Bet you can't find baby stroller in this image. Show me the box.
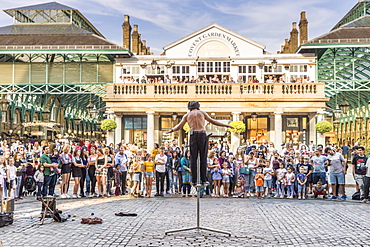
[24,164,36,196]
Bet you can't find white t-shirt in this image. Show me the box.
[7,165,16,180]
[263,167,273,180]
[155,154,167,173]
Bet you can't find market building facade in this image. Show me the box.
[105,14,328,151]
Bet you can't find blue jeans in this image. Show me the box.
[168,169,179,191]
[276,182,285,196]
[245,171,255,192]
[36,182,43,197]
[42,174,57,196]
[15,176,22,198]
[287,185,294,197]
[85,170,91,194]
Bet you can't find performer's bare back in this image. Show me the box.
[187,110,207,131]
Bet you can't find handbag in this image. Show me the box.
[239,166,250,175]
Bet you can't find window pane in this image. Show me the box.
[142,117,147,129]
[124,117,133,129]
[258,118,268,129]
[161,117,171,130]
[133,118,142,129]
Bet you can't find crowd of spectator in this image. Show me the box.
[1,137,368,203]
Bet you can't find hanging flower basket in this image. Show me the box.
[101,119,117,131]
[228,121,246,133]
[315,120,333,133]
[183,122,190,133]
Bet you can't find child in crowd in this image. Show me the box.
[34,165,44,199]
[297,156,313,194]
[297,166,307,200]
[275,162,286,198]
[255,168,264,199]
[233,180,244,198]
[6,157,16,199]
[211,159,222,198]
[285,166,295,198]
[313,181,327,199]
[263,162,274,198]
[221,161,231,197]
[113,164,121,196]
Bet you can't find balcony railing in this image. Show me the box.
[106,83,326,101]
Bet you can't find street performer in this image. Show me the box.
[166,101,234,186]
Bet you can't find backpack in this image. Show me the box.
[352,191,360,200]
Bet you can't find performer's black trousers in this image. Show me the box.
[190,131,208,184]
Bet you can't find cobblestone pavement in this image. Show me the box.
[1,186,370,247]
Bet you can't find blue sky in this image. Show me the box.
[0,0,357,54]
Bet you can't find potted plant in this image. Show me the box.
[315,120,333,133]
[228,121,246,133]
[101,119,117,131]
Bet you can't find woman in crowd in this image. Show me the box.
[180,150,192,197]
[14,152,26,200]
[71,149,84,198]
[144,154,155,197]
[170,150,180,194]
[245,152,259,197]
[80,149,89,197]
[105,147,115,196]
[88,147,98,197]
[95,148,108,197]
[60,145,72,198]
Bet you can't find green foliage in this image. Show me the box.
[315,120,333,133]
[228,121,246,133]
[101,119,117,131]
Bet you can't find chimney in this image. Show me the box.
[281,45,285,53]
[289,22,299,53]
[122,15,132,51]
[138,34,142,55]
[283,39,289,53]
[299,11,308,44]
[141,40,147,55]
[147,46,151,54]
[132,24,139,54]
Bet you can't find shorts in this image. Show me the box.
[61,164,71,174]
[222,176,230,183]
[9,179,16,189]
[132,172,141,181]
[145,172,154,178]
[256,186,264,192]
[329,172,345,185]
[264,179,272,188]
[297,184,306,194]
[312,172,326,185]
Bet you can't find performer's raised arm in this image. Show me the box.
[202,111,233,129]
[166,114,188,134]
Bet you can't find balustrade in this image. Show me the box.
[108,83,325,99]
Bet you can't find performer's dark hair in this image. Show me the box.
[188,101,200,110]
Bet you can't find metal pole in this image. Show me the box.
[165,133,230,236]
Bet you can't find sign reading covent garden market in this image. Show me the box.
[23,121,59,128]
[188,32,241,57]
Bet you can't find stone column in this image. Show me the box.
[308,113,316,145]
[274,111,283,152]
[317,110,326,146]
[146,111,155,151]
[115,115,123,144]
[231,112,241,153]
[269,115,275,145]
[106,110,115,145]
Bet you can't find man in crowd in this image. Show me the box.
[115,147,128,195]
[352,146,367,200]
[311,148,328,185]
[326,146,346,200]
[154,146,167,196]
[41,145,58,197]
